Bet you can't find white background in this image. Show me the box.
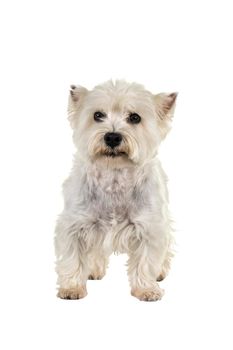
[0,0,232,349]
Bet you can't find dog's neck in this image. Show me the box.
[73,154,158,190]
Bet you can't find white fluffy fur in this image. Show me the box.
[55,80,177,301]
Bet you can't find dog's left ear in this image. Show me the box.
[154,92,178,120]
[154,92,178,139]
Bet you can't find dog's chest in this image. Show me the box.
[85,166,135,218]
[87,167,134,199]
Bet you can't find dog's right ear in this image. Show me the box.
[69,85,88,102]
[68,85,89,128]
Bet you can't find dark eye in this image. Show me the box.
[127,113,141,124]
[94,111,105,122]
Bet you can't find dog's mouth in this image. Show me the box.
[103,150,128,158]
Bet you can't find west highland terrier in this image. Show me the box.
[55,80,177,301]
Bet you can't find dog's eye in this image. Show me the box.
[127,113,141,124]
[94,111,105,122]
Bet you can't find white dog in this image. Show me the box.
[55,80,177,301]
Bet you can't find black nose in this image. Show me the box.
[104,132,122,148]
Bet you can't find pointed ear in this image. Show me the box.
[69,84,88,103]
[154,92,178,120]
[68,85,89,128]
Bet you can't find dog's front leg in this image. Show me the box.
[127,226,167,301]
[55,216,88,300]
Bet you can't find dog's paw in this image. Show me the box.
[88,266,106,280]
[88,270,105,280]
[88,274,104,280]
[131,287,164,302]
[57,286,87,300]
[156,271,167,281]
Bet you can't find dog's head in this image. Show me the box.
[68,80,177,167]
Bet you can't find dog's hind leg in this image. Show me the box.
[156,248,174,281]
[87,250,110,280]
